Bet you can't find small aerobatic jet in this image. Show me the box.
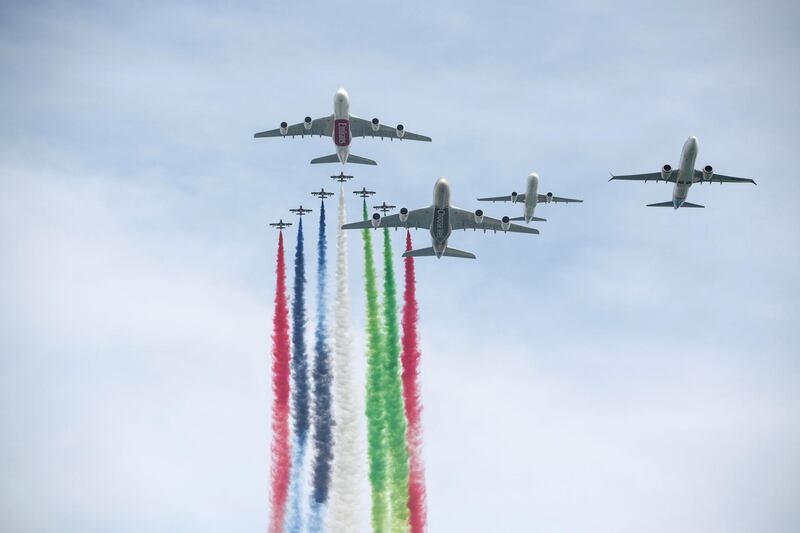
[270,219,293,230]
[254,88,432,166]
[342,178,538,259]
[373,201,396,214]
[331,172,354,183]
[311,188,335,200]
[354,187,376,199]
[478,172,582,223]
[289,205,313,216]
[609,136,757,209]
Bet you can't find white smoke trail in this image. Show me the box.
[327,184,362,532]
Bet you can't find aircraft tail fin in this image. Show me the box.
[310,153,340,164]
[401,246,476,259]
[346,153,378,165]
[509,216,547,222]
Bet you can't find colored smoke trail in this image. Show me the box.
[327,185,361,532]
[401,231,427,533]
[269,231,292,533]
[381,228,411,533]
[309,200,333,532]
[286,218,310,533]
[362,200,390,532]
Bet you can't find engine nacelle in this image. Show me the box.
[545,192,553,203]
[398,207,409,223]
[371,212,381,228]
[474,209,484,224]
[280,121,289,135]
[371,118,380,132]
[303,116,312,130]
[703,164,714,182]
[510,191,519,203]
[661,164,673,181]
[395,124,405,138]
[501,216,511,231]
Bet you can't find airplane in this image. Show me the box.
[269,219,293,230]
[254,88,432,166]
[341,178,539,259]
[373,201,396,214]
[331,172,354,183]
[311,188,335,200]
[354,187,376,199]
[609,136,757,209]
[478,172,583,223]
[289,205,313,216]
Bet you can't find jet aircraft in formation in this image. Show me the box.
[609,136,757,209]
[478,172,582,223]
[254,88,431,166]
[258,90,759,257]
[342,178,538,259]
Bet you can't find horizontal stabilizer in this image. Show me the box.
[646,201,705,208]
[347,153,377,165]
[310,154,340,164]
[401,246,476,259]
[509,216,547,222]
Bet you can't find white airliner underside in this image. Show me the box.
[609,136,756,209]
[478,172,582,223]
[254,88,431,166]
[341,178,538,259]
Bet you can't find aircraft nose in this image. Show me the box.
[335,88,349,101]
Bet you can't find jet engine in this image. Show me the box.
[399,207,409,223]
[702,165,714,182]
[661,164,673,181]
[474,209,484,224]
[371,118,380,132]
[303,116,312,131]
[501,216,511,231]
[280,121,289,135]
[395,124,405,138]
[371,212,381,228]
[510,192,519,203]
[545,192,554,203]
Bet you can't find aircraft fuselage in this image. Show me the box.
[333,88,352,164]
[672,136,699,208]
[430,178,452,258]
[522,172,540,222]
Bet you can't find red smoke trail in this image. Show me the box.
[401,231,427,532]
[269,231,291,533]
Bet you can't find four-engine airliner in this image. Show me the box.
[478,172,582,223]
[254,88,432,166]
[609,136,757,209]
[342,178,538,259]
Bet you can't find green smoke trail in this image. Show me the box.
[362,200,389,532]
[381,228,411,533]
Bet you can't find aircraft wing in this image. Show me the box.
[254,115,333,138]
[692,170,757,184]
[349,116,432,142]
[450,207,539,234]
[537,194,583,203]
[341,207,434,230]
[609,172,677,183]
[477,194,527,203]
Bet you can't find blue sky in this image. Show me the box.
[1,1,798,531]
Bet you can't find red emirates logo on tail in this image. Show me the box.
[334,119,350,147]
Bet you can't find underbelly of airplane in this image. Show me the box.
[334,119,351,147]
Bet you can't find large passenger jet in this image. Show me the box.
[342,178,538,259]
[478,172,582,223]
[254,88,432,166]
[609,136,756,209]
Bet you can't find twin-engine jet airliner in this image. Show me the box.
[609,136,757,209]
[254,88,432,166]
[342,178,538,259]
[478,172,582,223]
